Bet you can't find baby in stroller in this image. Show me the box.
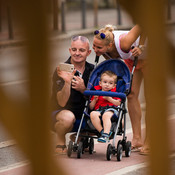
[67,58,136,161]
[89,70,121,143]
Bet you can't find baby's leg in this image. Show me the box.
[102,111,113,134]
[90,111,102,132]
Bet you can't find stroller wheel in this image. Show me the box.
[77,141,83,159]
[106,144,113,161]
[125,141,131,157]
[116,144,123,161]
[117,140,122,149]
[67,140,73,157]
[89,138,94,154]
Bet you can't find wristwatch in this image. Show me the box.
[138,45,145,52]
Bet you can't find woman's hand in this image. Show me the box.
[131,46,142,57]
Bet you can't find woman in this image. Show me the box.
[92,24,148,153]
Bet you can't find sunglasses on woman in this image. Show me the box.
[94,30,106,39]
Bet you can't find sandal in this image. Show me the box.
[55,145,67,155]
[131,145,142,152]
[139,146,150,155]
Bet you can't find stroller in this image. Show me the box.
[67,58,138,161]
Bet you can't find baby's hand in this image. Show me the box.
[92,96,98,102]
[103,96,111,101]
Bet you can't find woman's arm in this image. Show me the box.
[120,24,143,52]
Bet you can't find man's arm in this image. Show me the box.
[56,81,71,107]
[56,68,76,107]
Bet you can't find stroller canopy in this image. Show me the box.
[87,59,131,94]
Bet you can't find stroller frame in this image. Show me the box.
[67,57,138,161]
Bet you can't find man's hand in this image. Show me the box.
[57,67,76,84]
[71,75,86,93]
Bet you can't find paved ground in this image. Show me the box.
[1,116,175,175]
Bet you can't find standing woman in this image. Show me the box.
[92,24,147,151]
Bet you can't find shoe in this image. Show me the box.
[109,131,112,138]
[100,129,104,136]
[98,133,109,143]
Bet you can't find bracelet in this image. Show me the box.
[138,45,145,52]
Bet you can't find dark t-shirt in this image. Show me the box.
[51,57,94,119]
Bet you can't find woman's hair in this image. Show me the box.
[100,70,117,84]
[94,24,116,45]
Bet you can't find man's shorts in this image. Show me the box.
[51,110,86,132]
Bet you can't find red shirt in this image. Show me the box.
[91,85,121,110]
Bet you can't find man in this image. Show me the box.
[51,36,94,154]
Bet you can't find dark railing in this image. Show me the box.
[0,0,173,41]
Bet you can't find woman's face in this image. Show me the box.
[92,37,109,56]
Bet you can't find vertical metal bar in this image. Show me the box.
[0,0,66,174]
[112,103,123,146]
[141,1,170,175]
[104,0,109,8]
[81,0,86,29]
[7,4,13,39]
[116,0,121,25]
[94,0,98,27]
[167,0,171,20]
[75,100,88,144]
[61,0,65,32]
[123,103,126,139]
[0,0,2,32]
[53,0,58,30]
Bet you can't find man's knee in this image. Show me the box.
[55,110,75,128]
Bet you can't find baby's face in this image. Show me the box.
[99,75,116,91]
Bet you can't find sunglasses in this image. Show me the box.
[71,35,88,42]
[94,30,106,39]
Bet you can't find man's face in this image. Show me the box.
[69,40,91,64]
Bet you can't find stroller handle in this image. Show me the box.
[133,56,138,67]
[84,90,126,100]
[127,56,138,95]
[95,55,100,64]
